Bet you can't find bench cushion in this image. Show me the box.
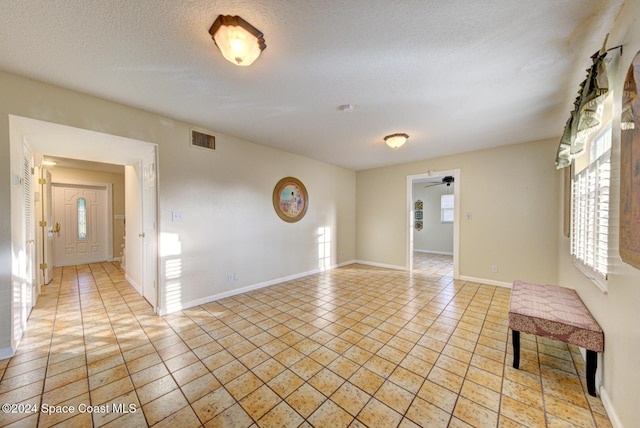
[508,280,604,352]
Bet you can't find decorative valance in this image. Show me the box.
[555,36,611,169]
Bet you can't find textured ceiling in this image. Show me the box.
[0,0,624,170]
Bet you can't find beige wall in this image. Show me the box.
[357,138,560,285]
[48,166,125,261]
[0,71,357,354]
[556,1,640,426]
[412,182,454,254]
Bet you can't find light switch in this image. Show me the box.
[172,211,184,222]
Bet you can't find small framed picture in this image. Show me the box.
[415,200,423,210]
[415,210,423,220]
[415,221,423,231]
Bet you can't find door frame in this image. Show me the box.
[51,179,113,267]
[406,169,460,279]
[8,115,160,358]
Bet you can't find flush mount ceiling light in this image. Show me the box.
[384,133,409,149]
[209,15,266,66]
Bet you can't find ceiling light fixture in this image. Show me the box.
[384,133,409,149]
[42,159,57,166]
[209,15,266,66]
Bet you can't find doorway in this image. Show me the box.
[8,115,160,354]
[52,183,110,266]
[407,169,460,279]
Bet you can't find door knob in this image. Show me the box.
[139,233,145,238]
[51,222,61,233]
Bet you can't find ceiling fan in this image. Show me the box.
[424,176,455,188]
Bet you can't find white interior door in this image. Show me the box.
[141,149,158,308]
[42,169,54,283]
[23,145,35,311]
[35,168,54,287]
[53,185,109,266]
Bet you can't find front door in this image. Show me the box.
[53,185,109,266]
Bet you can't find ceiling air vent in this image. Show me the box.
[191,129,215,150]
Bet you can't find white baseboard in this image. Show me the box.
[125,274,142,295]
[159,266,328,316]
[336,260,357,268]
[415,249,454,256]
[354,260,407,271]
[599,385,622,428]
[459,275,512,288]
[0,346,15,359]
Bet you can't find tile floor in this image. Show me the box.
[0,254,612,427]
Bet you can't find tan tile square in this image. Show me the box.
[499,395,546,427]
[349,367,385,395]
[237,348,270,369]
[201,350,235,372]
[44,366,87,392]
[191,386,236,424]
[321,356,355,380]
[90,377,134,405]
[324,336,352,354]
[225,371,264,401]
[181,373,221,403]
[290,356,323,380]
[374,380,413,414]
[212,359,247,384]
[330,381,370,416]
[453,395,499,427]
[544,394,596,427]
[274,347,305,366]
[399,354,432,377]
[286,383,326,417]
[388,366,423,394]
[172,361,208,387]
[460,380,501,412]
[144,405,200,428]
[267,369,305,398]
[136,374,178,405]
[357,397,403,428]
[125,352,162,374]
[363,355,396,378]
[239,384,282,421]
[41,378,88,406]
[142,388,188,426]
[308,399,354,428]
[309,346,340,366]
[417,379,458,413]
[253,358,286,383]
[130,363,169,388]
[436,354,469,378]
[164,351,198,372]
[308,368,345,396]
[427,366,463,393]
[465,366,502,393]
[204,403,253,428]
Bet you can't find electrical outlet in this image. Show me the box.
[227,272,235,282]
[491,265,498,273]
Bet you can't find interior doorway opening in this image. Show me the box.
[8,115,159,356]
[407,169,460,279]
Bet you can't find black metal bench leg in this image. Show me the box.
[586,350,598,397]
[512,330,520,369]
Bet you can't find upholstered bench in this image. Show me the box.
[508,280,604,397]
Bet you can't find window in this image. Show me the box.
[77,198,87,240]
[441,194,454,223]
[571,126,611,285]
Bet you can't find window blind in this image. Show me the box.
[571,128,611,280]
